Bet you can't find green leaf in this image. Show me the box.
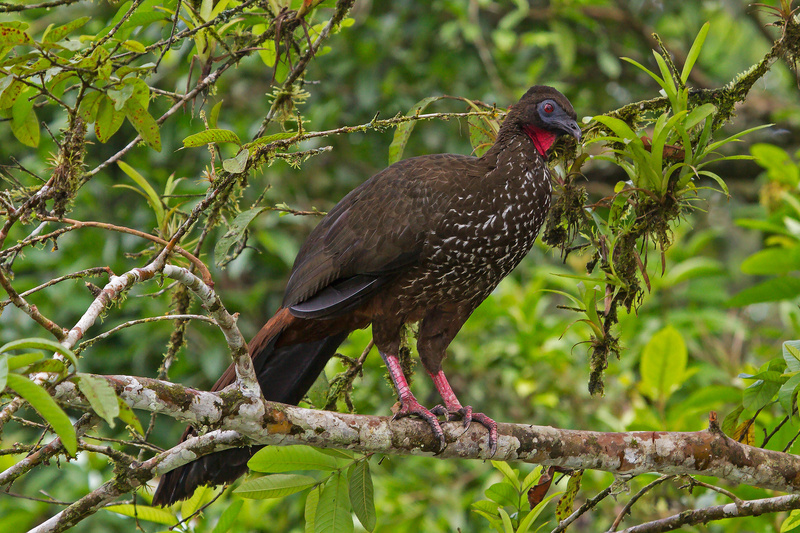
[214,207,267,266]
[683,103,715,131]
[516,492,562,533]
[73,374,120,428]
[103,504,176,525]
[6,374,77,456]
[0,26,31,46]
[778,373,800,414]
[305,486,321,533]
[123,97,162,151]
[468,114,495,157]
[741,247,800,275]
[117,161,166,229]
[116,396,144,435]
[498,508,514,533]
[639,325,687,402]
[681,22,710,84]
[222,149,249,173]
[661,257,723,287]
[785,342,800,373]
[727,277,800,307]
[593,115,639,142]
[781,509,800,532]
[11,91,39,148]
[0,355,7,392]
[246,131,298,149]
[0,79,24,109]
[751,143,800,187]
[248,445,342,473]
[491,460,520,487]
[183,128,241,148]
[78,91,104,123]
[120,40,146,53]
[181,485,214,520]
[0,337,78,369]
[233,474,317,499]
[6,352,44,370]
[211,499,243,533]
[742,371,784,411]
[209,100,223,129]
[95,94,125,142]
[388,96,443,164]
[348,461,376,532]
[44,17,91,42]
[315,472,353,533]
[485,482,519,508]
[520,466,542,493]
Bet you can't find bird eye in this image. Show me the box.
[543,102,554,114]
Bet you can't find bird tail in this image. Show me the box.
[152,308,349,506]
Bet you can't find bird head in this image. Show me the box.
[506,85,581,157]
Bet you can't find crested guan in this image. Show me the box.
[153,85,581,506]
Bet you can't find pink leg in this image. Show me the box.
[428,370,498,456]
[380,351,446,451]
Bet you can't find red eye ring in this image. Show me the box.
[543,103,554,114]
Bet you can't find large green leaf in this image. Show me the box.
[727,277,800,307]
[315,472,353,533]
[639,325,687,402]
[233,474,317,499]
[741,247,800,275]
[6,374,77,456]
[248,445,342,473]
[348,461,376,532]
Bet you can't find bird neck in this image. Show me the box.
[482,123,545,165]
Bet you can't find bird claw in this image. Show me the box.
[430,405,498,457]
[392,398,446,452]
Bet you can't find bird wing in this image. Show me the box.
[283,153,479,317]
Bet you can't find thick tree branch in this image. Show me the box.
[53,374,800,495]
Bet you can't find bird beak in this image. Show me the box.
[562,119,582,141]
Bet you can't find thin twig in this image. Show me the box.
[551,485,615,533]
[608,475,673,531]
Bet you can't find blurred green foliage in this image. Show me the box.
[1,0,800,532]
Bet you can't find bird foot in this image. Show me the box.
[392,397,446,452]
[430,405,498,457]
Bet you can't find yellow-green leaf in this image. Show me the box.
[103,504,176,525]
